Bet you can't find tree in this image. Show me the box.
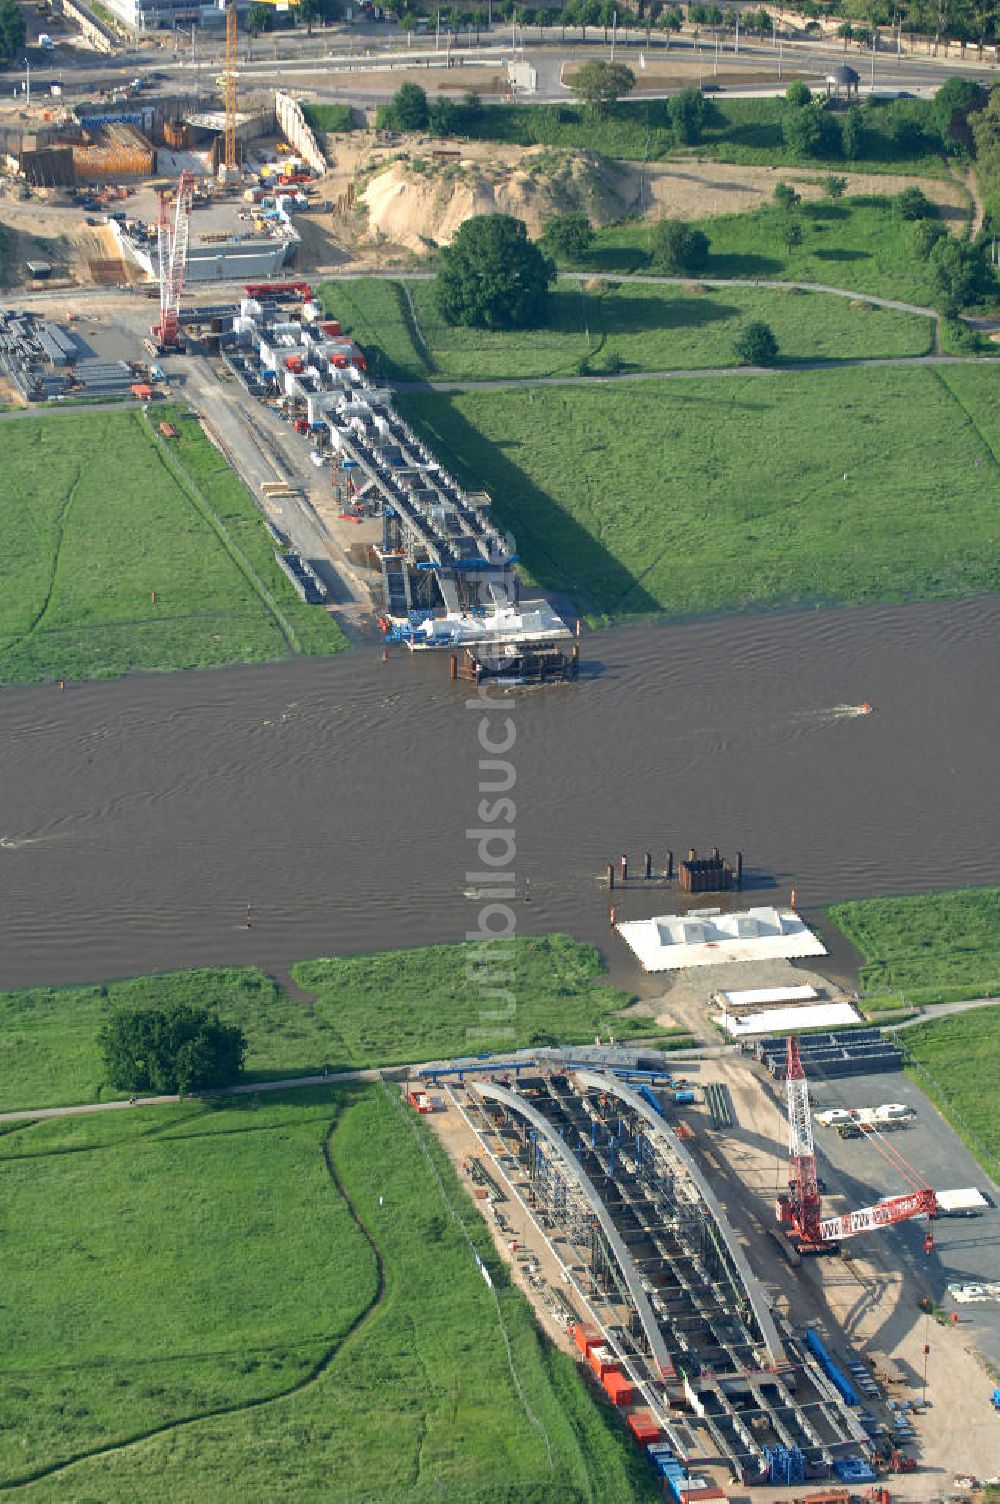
[782,100,827,157]
[436,214,555,329]
[650,217,710,273]
[909,218,946,259]
[929,236,990,316]
[933,76,987,148]
[570,59,636,114]
[669,87,707,145]
[540,211,594,261]
[381,82,430,131]
[894,185,935,219]
[842,103,865,160]
[246,3,274,33]
[824,174,848,197]
[734,320,779,364]
[783,218,804,250]
[429,97,460,136]
[296,0,340,35]
[0,0,26,62]
[100,1004,246,1096]
[785,80,812,107]
[773,181,801,210]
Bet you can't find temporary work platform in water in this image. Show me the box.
[617,906,827,973]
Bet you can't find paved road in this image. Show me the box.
[2,21,997,101]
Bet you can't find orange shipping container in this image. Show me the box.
[627,1409,661,1444]
[588,1347,617,1380]
[603,1370,633,1406]
[573,1323,601,1356]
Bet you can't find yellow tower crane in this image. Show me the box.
[223,0,238,176]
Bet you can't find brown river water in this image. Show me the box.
[0,596,997,992]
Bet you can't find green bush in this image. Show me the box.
[733,319,779,364]
[650,218,710,273]
[669,86,706,145]
[894,185,935,220]
[539,211,594,261]
[377,81,429,132]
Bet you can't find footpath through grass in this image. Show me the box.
[0,1084,657,1500]
[903,1009,1000,1182]
[585,194,969,306]
[322,275,934,384]
[0,406,347,686]
[0,935,670,1114]
[399,365,1000,621]
[828,887,1000,1007]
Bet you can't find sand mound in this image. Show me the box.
[360,146,632,252]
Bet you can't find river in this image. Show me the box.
[0,595,997,991]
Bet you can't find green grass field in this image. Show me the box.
[584,195,967,305]
[828,887,1000,1005]
[0,407,347,686]
[398,365,1000,621]
[0,1084,657,1500]
[903,1008,1000,1177]
[0,935,668,1113]
[322,275,934,383]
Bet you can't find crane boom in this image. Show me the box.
[781,1035,823,1246]
[151,170,194,351]
[819,1188,938,1242]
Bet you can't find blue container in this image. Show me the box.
[673,1089,696,1105]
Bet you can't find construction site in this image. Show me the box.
[408,1028,1000,1497]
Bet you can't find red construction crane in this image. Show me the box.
[151,170,194,352]
[776,1036,938,1254]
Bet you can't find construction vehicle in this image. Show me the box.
[776,1036,942,1253]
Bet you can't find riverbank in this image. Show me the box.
[828,886,1000,1010]
[0,936,690,1114]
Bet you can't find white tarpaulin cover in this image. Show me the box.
[617,906,827,973]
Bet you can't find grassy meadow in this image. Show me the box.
[0,935,667,1113]
[439,93,946,178]
[828,887,1000,1005]
[322,275,934,384]
[583,194,969,305]
[903,1008,1000,1176]
[398,365,1000,621]
[0,1084,657,1500]
[0,407,347,686]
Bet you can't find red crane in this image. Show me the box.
[776,1036,938,1254]
[151,170,194,352]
